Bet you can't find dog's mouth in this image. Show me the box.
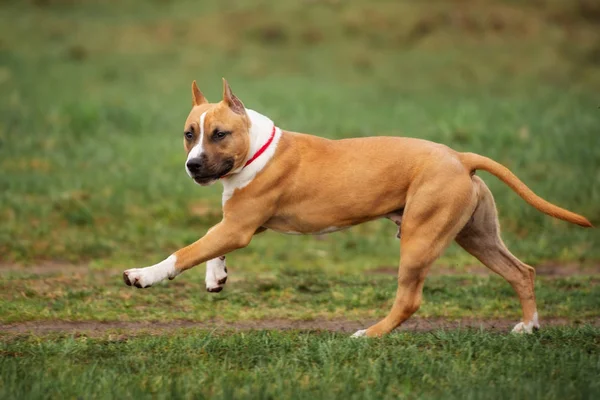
[191,162,234,186]
[192,176,218,186]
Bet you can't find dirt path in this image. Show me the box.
[2,262,598,337]
[2,317,599,337]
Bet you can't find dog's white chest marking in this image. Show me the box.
[221,109,282,205]
[185,111,207,178]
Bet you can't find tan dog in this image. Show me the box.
[123,79,592,337]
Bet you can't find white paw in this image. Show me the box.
[511,312,540,334]
[511,320,540,334]
[351,329,368,338]
[511,322,540,334]
[206,256,228,293]
[123,268,154,288]
[511,322,532,334]
[123,256,177,288]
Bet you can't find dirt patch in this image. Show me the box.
[371,263,600,277]
[0,262,90,275]
[371,265,492,276]
[1,317,598,338]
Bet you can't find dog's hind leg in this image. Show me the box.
[354,175,477,337]
[455,176,539,333]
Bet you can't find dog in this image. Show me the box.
[123,79,592,337]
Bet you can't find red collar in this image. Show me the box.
[221,125,277,179]
[244,125,277,168]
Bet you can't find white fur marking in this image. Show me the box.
[206,256,228,291]
[221,109,282,205]
[124,255,178,288]
[186,111,207,178]
[511,311,540,334]
[351,329,367,338]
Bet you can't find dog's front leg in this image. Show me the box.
[204,227,266,292]
[205,256,228,293]
[123,220,255,288]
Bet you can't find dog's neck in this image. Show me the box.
[221,108,282,204]
[246,109,275,164]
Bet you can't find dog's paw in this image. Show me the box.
[123,256,177,289]
[511,322,531,334]
[511,313,540,334]
[123,268,154,288]
[351,329,368,338]
[511,322,540,334]
[206,256,228,293]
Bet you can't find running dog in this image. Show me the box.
[123,79,592,337]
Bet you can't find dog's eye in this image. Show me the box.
[212,129,230,141]
[184,132,193,141]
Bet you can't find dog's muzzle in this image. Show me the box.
[186,157,234,185]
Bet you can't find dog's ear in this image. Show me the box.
[222,78,246,115]
[191,80,208,106]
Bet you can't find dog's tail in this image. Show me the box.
[459,152,593,227]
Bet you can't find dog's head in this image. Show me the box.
[183,79,251,186]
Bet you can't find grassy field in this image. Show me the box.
[1,0,600,398]
[2,267,600,323]
[0,0,599,267]
[2,328,600,399]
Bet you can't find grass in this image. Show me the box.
[1,1,600,398]
[1,268,600,323]
[0,0,599,268]
[2,328,600,399]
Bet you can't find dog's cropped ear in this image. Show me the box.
[191,80,208,107]
[222,78,246,115]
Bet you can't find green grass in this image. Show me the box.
[1,269,600,323]
[0,0,599,268]
[2,328,600,399]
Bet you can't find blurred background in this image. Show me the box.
[1,0,599,270]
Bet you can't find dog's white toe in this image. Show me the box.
[123,268,153,288]
[351,329,368,338]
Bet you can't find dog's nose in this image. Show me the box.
[186,159,203,174]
